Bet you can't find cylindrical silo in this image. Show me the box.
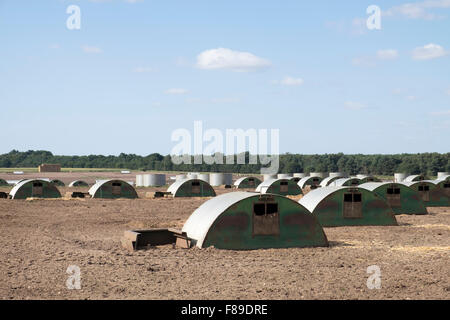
[310,172,324,178]
[278,174,292,179]
[293,173,306,178]
[223,173,233,185]
[264,174,277,181]
[330,172,345,178]
[135,175,143,187]
[198,173,210,183]
[437,172,449,179]
[176,174,187,181]
[157,174,166,186]
[394,173,407,183]
[187,173,198,179]
[210,173,224,186]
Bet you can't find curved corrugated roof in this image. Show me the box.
[182,191,258,247]
[404,175,428,182]
[359,182,406,192]
[320,176,339,187]
[332,177,361,187]
[298,186,347,213]
[167,178,214,195]
[9,179,60,199]
[255,178,279,192]
[401,181,435,187]
[69,180,89,187]
[88,179,136,196]
[233,176,259,187]
[297,176,322,189]
[437,175,450,181]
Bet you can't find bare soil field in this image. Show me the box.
[0,172,449,300]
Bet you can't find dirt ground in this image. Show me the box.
[0,172,449,300]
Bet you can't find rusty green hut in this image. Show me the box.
[182,192,328,250]
[298,187,398,227]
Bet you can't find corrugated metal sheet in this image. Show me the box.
[182,191,258,248]
[298,186,347,213]
[332,177,361,187]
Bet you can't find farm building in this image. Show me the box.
[234,176,262,189]
[167,179,216,197]
[359,182,427,215]
[331,177,361,187]
[9,179,62,200]
[38,163,61,172]
[182,192,329,250]
[320,176,341,187]
[50,179,65,187]
[297,176,323,189]
[357,175,381,184]
[289,176,302,183]
[0,179,8,186]
[404,175,429,182]
[69,180,89,187]
[298,187,398,227]
[425,180,449,206]
[89,179,138,199]
[256,178,302,196]
[402,181,448,207]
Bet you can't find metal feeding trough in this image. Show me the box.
[121,228,192,251]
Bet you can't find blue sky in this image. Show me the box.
[0,0,449,156]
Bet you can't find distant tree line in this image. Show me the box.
[0,150,449,176]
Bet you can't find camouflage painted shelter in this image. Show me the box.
[297,176,323,189]
[298,187,398,227]
[182,192,328,250]
[9,179,61,199]
[167,179,216,197]
[359,182,428,215]
[357,175,382,184]
[402,181,448,207]
[0,179,8,186]
[234,176,262,189]
[404,175,429,182]
[89,179,138,199]
[320,176,341,187]
[256,178,302,196]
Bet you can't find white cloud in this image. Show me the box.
[412,43,447,60]
[82,45,102,54]
[406,95,417,101]
[384,0,450,20]
[50,44,60,49]
[345,101,368,110]
[196,48,271,72]
[164,88,189,95]
[280,76,304,86]
[377,49,399,60]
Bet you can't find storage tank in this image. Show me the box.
[198,173,210,183]
[176,174,187,181]
[278,174,292,179]
[143,174,166,187]
[293,173,306,178]
[264,174,277,181]
[394,173,407,183]
[187,173,198,179]
[223,173,233,185]
[136,175,143,187]
[210,173,224,186]
[310,172,325,178]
